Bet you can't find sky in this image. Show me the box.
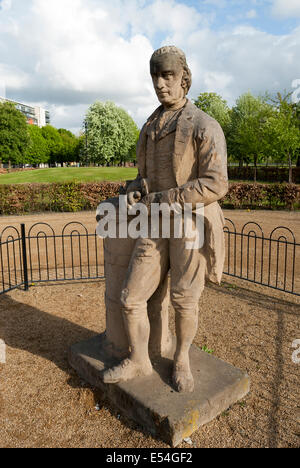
[0,0,299,134]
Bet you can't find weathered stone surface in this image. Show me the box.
[69,334,250,447]
[103,229,172,360]
[96,46,229,392]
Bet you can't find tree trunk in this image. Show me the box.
[254,155,257,183]
[288,154,293,184]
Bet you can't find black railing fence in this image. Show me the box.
[0,222,104,294]
[0,219,299,296]
[223,219,299,295]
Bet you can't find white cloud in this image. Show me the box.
[0,0,209,129]
[169,23,300,108]
[0,0,161,126]
[202,0,227,7]
[128,0,206,37]
[246,9,257,19]
[0,0,299,132]
[271,0,300,18]
[0,0,12,11]
[0,64,29,90]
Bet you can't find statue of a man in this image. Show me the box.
[102,46,228,392]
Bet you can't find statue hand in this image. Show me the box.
[126,178,149,207]
[127,190,142,206]
[140,192,163,211]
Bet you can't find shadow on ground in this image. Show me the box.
[0,290,171,444]
[0,281,299,447]
[0,292,96,388]
[209,281,300,448]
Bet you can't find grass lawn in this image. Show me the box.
[0,167,138,184]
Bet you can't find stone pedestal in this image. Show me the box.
[69,334,250,447]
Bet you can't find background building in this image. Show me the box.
[0,96,50,127]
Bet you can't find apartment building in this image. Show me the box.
[0,96,50,127]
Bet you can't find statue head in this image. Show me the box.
[150,46,192,109]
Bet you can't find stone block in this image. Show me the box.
[69,334,250,447]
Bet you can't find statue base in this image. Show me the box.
[69,334,250,447]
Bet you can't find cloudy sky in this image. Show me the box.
[0,0,299,133]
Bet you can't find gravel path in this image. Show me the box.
[0,210,299,448]
[0,209,299,237]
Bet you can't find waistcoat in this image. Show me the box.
[145,109,182,193]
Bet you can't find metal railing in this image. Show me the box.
[0,219,299,296]
[223,219,299,295]
[0,222,104,294]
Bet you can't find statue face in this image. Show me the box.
[150,54,185,108]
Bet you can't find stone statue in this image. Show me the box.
[101,45,228,393]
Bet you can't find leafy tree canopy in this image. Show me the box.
[194,92,231,134]
[25,124,49,165]
[41,125,63,164]
[227,92,274,168]
[0,101,30,165]
[58,128,80,164]
[264,93,300,180]
[84,101,139,165]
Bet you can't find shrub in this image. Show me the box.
[0,181,298,215]
[0,182,121,215]
[220,182,299,210]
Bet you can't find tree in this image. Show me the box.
[264,98,300,182]
[0,101,30,167]
[84,101,139,166]
[127,125,140,166]
[58,129,80,165]
[25,125,49,166]
[228,92,274,179]
[41,125,63,166]
[194,92,231,136]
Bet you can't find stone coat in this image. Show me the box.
[136,99,229,284]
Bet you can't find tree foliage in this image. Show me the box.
[41,125,63,165]
[84,101,139,165]
[264,94,300,181]
[0,101,30,166]
[194,90,300,173]
[194,92,231,135]
[1,90,300,173]
[227,92,274,172]
[0,102,83,167]
[26,126,80,167]
[25,125,49,166]
[58,128,80,165]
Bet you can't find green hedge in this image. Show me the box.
[0,182,122,215]
[0,181,299,215]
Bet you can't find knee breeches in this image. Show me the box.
[121,236,206,317]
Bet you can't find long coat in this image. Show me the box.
[136,99,229,284]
